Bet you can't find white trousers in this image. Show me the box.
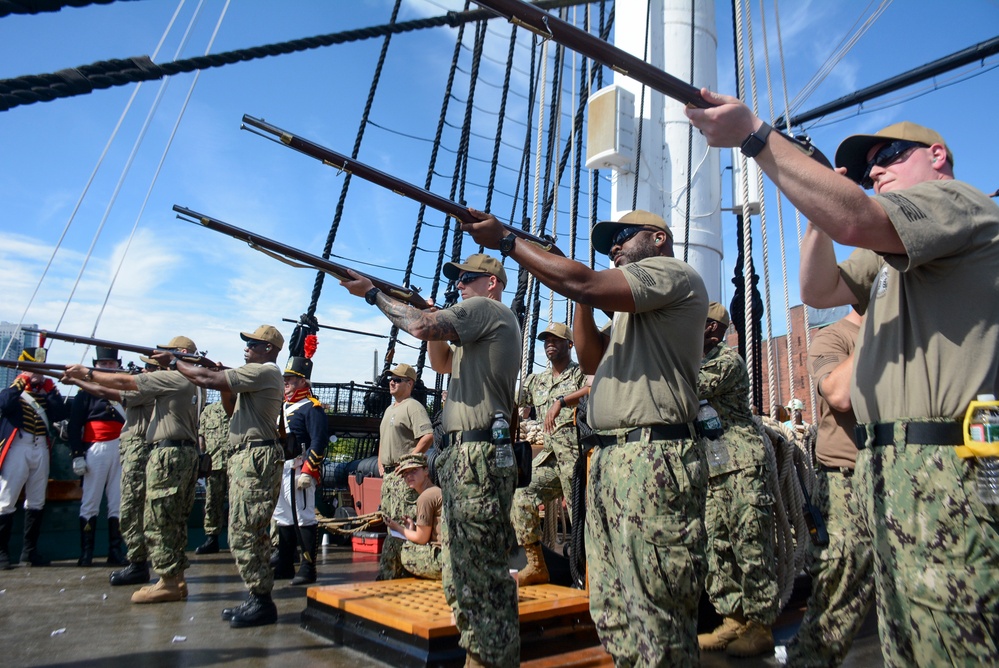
[273,458,316,526]
[0,431,49,514]
[79,438,122,519]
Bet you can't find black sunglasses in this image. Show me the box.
[610,225,656,248]
[861,140,927,189]
[245,340,267,349]
[388,376,411,384]
[457,272,489,285]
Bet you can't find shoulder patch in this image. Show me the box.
[880,192,926,223]
[624,264,657,288]
[450,305,468,320]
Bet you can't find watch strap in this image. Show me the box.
[740,122,772,158]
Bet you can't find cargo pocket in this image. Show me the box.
[645,514,705,604]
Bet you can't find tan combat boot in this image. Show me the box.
[725,620,775,657]
[517,542,550,586]
[698,616,747,651]
[130,573,187,604]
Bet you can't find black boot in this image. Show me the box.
[273,525,297,580]
[106,517,128,566]
[110,560,150,586]
[78,516,96,566]
[0,512,13,570]
[20,508,49,566]
[229,592,278,628]
[222,594,252,621]
[290,525,319,586]
[195,534,220,555]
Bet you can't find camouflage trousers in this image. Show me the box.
[228,444,283,595]
[855,431,999,667]
[786,467,875,667]
[510,429,577,546]
[401,541,443,580]
[203,444,231,536]
[119,434,150,563]
[144,443,199,577]
[703,463,779,624]
[438,439,519,667]
[587,430,707,667]
[378,469,418,580]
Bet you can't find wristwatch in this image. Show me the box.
[499,232,517,257]
[557,395,566,409]
[364,287,381,305]
[740,121,772,158]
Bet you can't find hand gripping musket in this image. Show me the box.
[173,206,432,310]
[240,114,567,256]
[20,329,221,369]
[473,0,831,167]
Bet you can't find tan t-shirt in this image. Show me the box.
[437,296,522,432]
[588,256,708,430]
[224,362,283,446]
[133,370,200,443]
[415,485,443,546]
[839,180,999,422]
[120,389,155,441]
[379,397,433,467]
[807,318,861,468]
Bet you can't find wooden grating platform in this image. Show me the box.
[301,578,599,667]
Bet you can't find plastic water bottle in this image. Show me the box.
[970,394,999,505]
[492,411,515,469]
[696,400,729,471]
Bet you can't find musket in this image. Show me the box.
[173,206,432,310]
[20,329,221,369]
[240,114,566,256]
[0,360,131,376]
[473,0,831,167]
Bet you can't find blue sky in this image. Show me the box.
[1,0,997,385]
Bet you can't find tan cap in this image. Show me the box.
[157,336,197,352]
[240,325,284,350]
[835,121,952,185]
[388,363,417,382]
[706,302,730,328]
[537,322,572,343]
[591,210,673,255]
[138,355,163,369]
[442,253,508,287]
[396,453,428,473]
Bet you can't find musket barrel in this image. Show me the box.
[21,328,155,357]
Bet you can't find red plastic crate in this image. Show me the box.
[352,531,385,554]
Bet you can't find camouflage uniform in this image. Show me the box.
[697,342,778,626]
[144,443,199,576]
[438,440,518,665]
[786,469,876,667]
[401,542,443,580]
[378,471,417,579]
[511,363,584,545]
[198,402,231,538]
[118,393,154,563]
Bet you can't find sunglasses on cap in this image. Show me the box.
[457,272,490,285]
[388,376,411,384]
[861,140,927,189]
[244,340,268,349]
[610,225,659,248]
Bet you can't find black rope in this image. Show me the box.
[0,0,588,112]
[0,0,115,18]
[304,0,402,325]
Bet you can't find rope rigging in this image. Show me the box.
[0,0,115,19]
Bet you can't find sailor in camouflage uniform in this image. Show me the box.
[384,453,444,580]
[173,325,284,629]
[786,309,877,667]
[461,209,709,667]
[511,321,585,586]
[65,336,202,604]
[195,401,231,555]
[695,302,778,658]
[339,253,521,668]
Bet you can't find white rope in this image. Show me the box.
[0,1,186,361]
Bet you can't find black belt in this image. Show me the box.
[233,438,280,452]
[383,464,397,474]
[854,421,963,449]
[819,464,854,477]
[582,423,695,448]
[154,439,195,448]
[446,429,493,448]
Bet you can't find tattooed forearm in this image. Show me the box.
[376,294,458,342]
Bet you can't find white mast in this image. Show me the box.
[600,0,722,300]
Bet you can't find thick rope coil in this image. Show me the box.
[315,509,385,536]
[0,0,114,19]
